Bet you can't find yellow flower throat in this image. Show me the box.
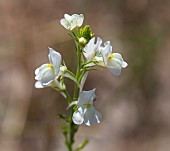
[108,53,115,61]
[48,64,53,69]
[84,104,91,109]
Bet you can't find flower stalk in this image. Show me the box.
[34,13,128,151]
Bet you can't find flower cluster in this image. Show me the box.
[35,14,128,127]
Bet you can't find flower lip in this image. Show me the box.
[72,107,84,125]
[72,89,102,126]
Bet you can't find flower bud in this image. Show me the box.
[79,37,87,45]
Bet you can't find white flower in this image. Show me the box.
[35,47,62,88]
[101,41,128,76]
[35,48,77,91]
[60,14,84,30]
[72,89,102,126]
[83,37,102,61]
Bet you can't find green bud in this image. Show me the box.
[78,25,94,45]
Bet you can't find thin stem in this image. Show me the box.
[63,89,72,104]
[67,41,82,151]
[78,69,86,84]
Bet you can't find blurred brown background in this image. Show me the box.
[0,0,170,151]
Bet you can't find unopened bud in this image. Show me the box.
[79,37,87,45]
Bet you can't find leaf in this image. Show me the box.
[58,114,67,120]
[61,123,68,136]
[75,139,89,151]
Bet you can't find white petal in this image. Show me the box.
[58,65,67,76]
[104,41,112,52]
[84,106,102,126]
[113,53,123,60]
[94,56,104,66]
[95,37,102,52]
[84,106,96,126]
[64,14,72,22]
[70,14,84,29]
[104,41,110,46]
[79,72,88,93]
[113,53,128,68]
[35,68,39,75]
[108,66,122,76]
[122,61,128,68]
[35,81,45,88]
[70,20,77,30]
[101,41,112,65]
[60,18,70,30]
[107,57,122,76]
[40,67,55,84]
[35,64,49,80]
[95,110,102,123]
[61,14,84,30]
[72,107,84,125]
[48,47,61,75]
[77,14,84,27]
[83,37,95,61]
[72,14,79,19]
[83,37,101,61]
[68,14,78,30]
[78,89,96,107]
[107,57,122,67]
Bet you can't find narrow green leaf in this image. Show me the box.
[75,139,89,151]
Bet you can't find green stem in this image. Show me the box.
[74,42,82,99]
[67,43,82,151]
[78,69,87,84]
[63,89,72,104]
